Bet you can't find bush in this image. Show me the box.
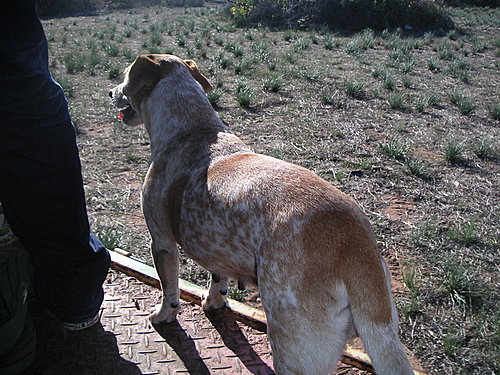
[37,0,97,17]
[227,0,454,30]
[314,0,454,30]
[229,0,287,27]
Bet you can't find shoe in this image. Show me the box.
[61,312,100,331]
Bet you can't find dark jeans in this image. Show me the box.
[0,1,110,323]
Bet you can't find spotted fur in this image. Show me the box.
[110,54,414,375]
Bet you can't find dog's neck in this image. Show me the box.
[142,74,226,158]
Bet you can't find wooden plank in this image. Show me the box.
[109,249,426,375]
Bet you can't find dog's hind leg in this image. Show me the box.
[263,293,352,375]
[149,237,182,324]
[202,273,229,310]
[258,262,353,375]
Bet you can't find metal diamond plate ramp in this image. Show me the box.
[23,270,276,375]
[101,270,275,375]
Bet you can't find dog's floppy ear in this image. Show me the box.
[123,55,161,100]
[183,59,213,94]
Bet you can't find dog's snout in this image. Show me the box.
[108,90,113,98]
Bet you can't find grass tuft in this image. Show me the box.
[487,102,500,121]
[448,91,476,115]
[387,92,406,109]
[344,80,366,99]
[380,137,408,160]
[236,81,253,107]
[472,138,495,160]
[95,225,122,250]
[207,90,221,107]
[405,157,427,177]
[444,139,463,164]
[263,75,283,92]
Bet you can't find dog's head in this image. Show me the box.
[109,54,212,126]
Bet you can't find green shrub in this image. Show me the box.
[228,0,287,27]
[234,59,251,75]
[473,138,495,160]
[227,0,453,30]
[55,75,74,97]
[383,73,396,91]
[324,36,338,50]
[108,65,121,80]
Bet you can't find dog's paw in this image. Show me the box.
[202,291,228,311]
[149,301,181,324]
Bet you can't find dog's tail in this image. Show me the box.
[347,257,414,375]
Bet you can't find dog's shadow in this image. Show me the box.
[154,320,211,374]
[206,309,275,375]
[154,309,274,375]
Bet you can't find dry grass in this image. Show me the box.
[43,4,499,374]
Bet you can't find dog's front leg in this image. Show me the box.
[149,239,181,324]
[202,273,229,311]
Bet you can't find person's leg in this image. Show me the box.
[0,117,110,324]
[0,0,110,325]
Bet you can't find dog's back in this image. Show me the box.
[178,144,413,374]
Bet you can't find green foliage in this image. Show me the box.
[448,91,476,115]
[323,36,338,50]
[411,220,436,248]
[383,73,396,90]
[227,0,453,30]
[405,157,427,177]
[442,258,482,306]
[402,76,412,88]
[108,65,121,80]
[207,90,221,107]
[487,102,500,121]
[236,81,253,107]
[444,139,463,163]
[228,286,249,302]
[380,137,408,160]
[54,75,74,97]
[448,221,480,246]
[216,52,232,69]
[95,225,122,250]
[234,58,251,75]
[263,75,283,92]
[387,92,406,109]
[311,0,453,30]
[344,80,366,99]
[444,330,463,358]
[427,58,441,72]
[229,0,287,27]
[473,138,495,160]
[320,89,337,105]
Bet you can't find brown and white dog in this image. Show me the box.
[109,54,414,375]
